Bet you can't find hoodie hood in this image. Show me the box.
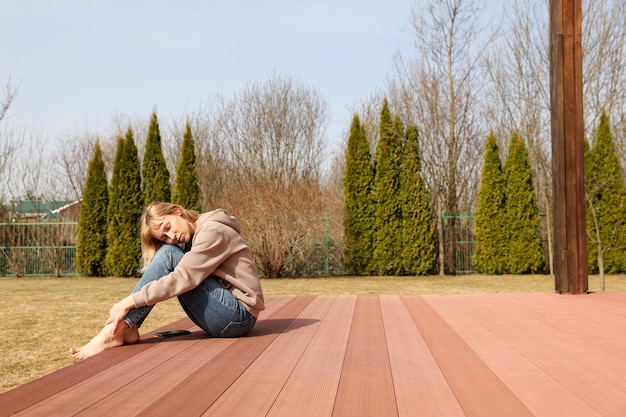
[198,209,241,234]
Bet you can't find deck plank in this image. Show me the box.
[379,295,464,417]
[4,292,626,417]
[76,294,298,416]
[266,296,356,417]
[426,293,626,416]
[135,296,315,417]
[203,296,340,416]
[331,295,398,417]
[402,295,534,417]
[77,334,235,416]
[14,330,204,417]
[424,294,605,417]
[485,293,626,417]
[6,298,291,416]
[0,316,192,416]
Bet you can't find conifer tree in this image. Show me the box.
[106,128,144,277]
[172,121,200,211]
[400,125,436,275]
[142,111,171,205]
[503,132,544,273]
[585,112,626,273]
[372,99,404,275]
[343,115,375,275]
[75,142,108,276]
[105,135,125,275]
[472,132,508,274]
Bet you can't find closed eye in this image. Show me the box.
[158,222,170,242]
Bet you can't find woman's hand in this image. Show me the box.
[105,296,136,327]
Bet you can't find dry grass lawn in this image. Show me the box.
[1,273,624,393]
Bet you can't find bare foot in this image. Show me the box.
[69,321,136,360]
[124,325,140,345]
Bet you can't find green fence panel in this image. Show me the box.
[0,221,78,277]
[441,212,476,275]
[4,214,547,277]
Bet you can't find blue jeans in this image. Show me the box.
[123,244,256,338]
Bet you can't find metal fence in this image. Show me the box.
[1,214,541,277]
[0,219,345,277]
[290,237,346,276]
[441,213,476,274]
[440,212,550,275]
[0,221,78,277]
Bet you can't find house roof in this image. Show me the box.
[11,200,81,220]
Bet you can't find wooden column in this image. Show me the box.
[550,0,588,293]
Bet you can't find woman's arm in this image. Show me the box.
[132,225,230,308]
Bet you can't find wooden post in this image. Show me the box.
[550,0,588,293]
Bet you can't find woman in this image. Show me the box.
[70,202,264,359]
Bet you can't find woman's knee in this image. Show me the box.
[152,244,184,268]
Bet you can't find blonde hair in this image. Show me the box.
[140,202,200,273]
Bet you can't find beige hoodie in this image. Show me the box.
[131,209,265,318]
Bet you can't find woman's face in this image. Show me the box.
[152,212,194,245]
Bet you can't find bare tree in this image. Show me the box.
[9,131,49,201]
[49,129,103,201]
[346,89,387,158]
[0,76,17,123]
[390,0,492,218]
[583,0,626,136]
[191,73,331,277]
[582,0,626,179]
[178,102,231,210]
[388,0,493,273]
[0,77,20,206]
[218,73,328,190]
[482,0,554,272]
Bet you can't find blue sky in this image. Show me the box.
[1,0,414,154]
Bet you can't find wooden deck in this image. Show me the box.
[2,292,626,416]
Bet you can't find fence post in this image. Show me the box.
[438,211,446,275]
[324,215,330,275]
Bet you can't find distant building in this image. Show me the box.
[9,200,82,222]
